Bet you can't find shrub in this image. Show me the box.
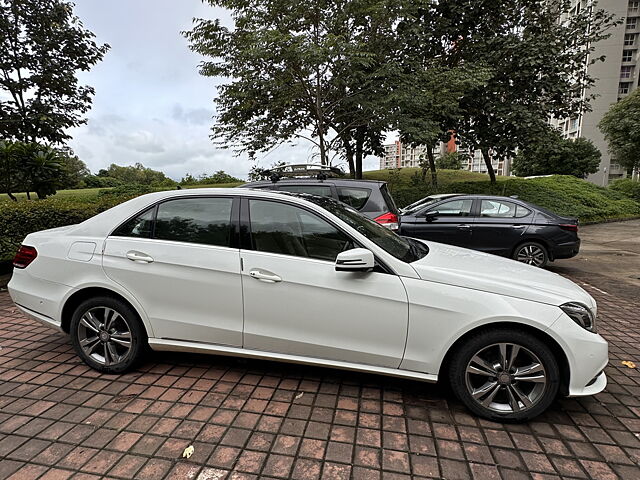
[610,178,640,202]
[97,183,156,198]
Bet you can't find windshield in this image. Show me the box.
[401,197,440,215]
[299,194,428,263]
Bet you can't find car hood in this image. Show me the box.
[409,240,595,308]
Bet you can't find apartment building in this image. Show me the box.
[379,140,511,176]
[553,0,636,185]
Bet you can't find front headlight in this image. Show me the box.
[561,302,596,333]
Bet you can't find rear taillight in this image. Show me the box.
[13,245,38,269]
[559,224,578,233]
[374,212,399,231]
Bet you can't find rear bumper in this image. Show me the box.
[552,239,581,260]
[14,304,63,333]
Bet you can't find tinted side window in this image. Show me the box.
[113,207,155,238]
[433,199,473,217]
[480,200,526,218]
[249,200,353,261]
[278,185,333,197]
[154,198,233,247]
[337,187,371,210]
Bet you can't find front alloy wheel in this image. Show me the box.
[465,343,547,414]
[450,329,559,422]
[70,296,145,373]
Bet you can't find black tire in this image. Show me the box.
[70,296,146,374]
[449,329,560,423]
[512,241,549,268]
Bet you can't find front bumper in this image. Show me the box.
[547,310,608,397]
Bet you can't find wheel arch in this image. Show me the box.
[61,286,151,337]
[438,321,570,396]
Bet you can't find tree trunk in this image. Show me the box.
[343,139,356,179]
[26,191,31,200]
[426,145,438,189]
[355,127,365,179]
[481,148,497,183]
[7,192,17,201]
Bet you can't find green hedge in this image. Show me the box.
[0,196,128,262]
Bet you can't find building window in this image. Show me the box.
[625,33,637,46]
[623,50,635,62]
[621,66,634,79]
[630,1,640,14]
[619,82,631,94]
[627,18,637,30]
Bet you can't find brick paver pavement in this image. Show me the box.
[0,277,639,479]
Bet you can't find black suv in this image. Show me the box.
[241,166,399,230]
[399,194,580,267]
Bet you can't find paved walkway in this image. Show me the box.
[0,276,639,479]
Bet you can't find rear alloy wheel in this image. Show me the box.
[449,329,559,422]
[513,242,548,268]
[70,296,146,373]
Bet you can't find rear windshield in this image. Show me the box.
[337,187,371,210]
[379,184,398,214]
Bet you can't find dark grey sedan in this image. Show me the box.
[399,195,580,267]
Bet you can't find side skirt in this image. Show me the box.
[148,338,439,383]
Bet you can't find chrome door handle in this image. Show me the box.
[249,269,282,283]
[512,225,526,229]
[457,224,471,230]
[126,251,154,263]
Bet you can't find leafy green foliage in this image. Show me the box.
[599,88,640,172]
[0,0,109,144]
[609,178,640,202]
[180,171,242,185]
[436,152,465,170]
[97,163,175,187]
[512,132,601,178]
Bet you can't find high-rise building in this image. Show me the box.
[553,0,635,186]
[379,140,511,176]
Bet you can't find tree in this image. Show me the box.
[512,130,601,178]
[436,151,466,170]
[599,88,640,173]
[0,139,22,200]
[180,170,242,185]
[444,0,616,182]
[58,150,90,189]
[101,163,174,186]
[0,0,109,144]
[185,0,402,178]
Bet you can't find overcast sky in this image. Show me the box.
[69,0,381,180]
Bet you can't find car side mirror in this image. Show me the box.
[424,210,439,221]
[335,248,375,272]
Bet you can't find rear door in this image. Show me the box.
[469,199,534,256]
[400,198,475,247]
[102,196,244,346]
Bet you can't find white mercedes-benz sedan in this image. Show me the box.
[8,188,607,422]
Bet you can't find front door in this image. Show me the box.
[102,196,244,346]
[240,198,409,368]
[401,198,475,247]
